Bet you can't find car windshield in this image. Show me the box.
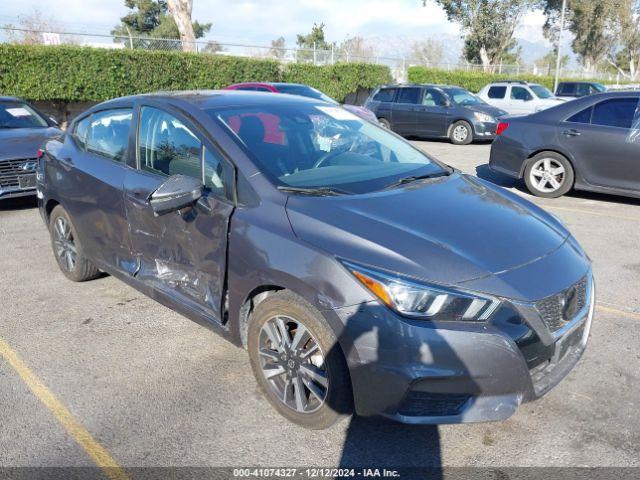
[530,85,554,99]
[0,101,48,128]
[208,103,448,194]
[445,88,485,106]
[275,85,338,104]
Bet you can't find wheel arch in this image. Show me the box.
[446,118,475,137]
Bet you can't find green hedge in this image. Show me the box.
[408,66,624,93]
[0,44,392,103]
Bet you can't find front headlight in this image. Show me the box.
[473,111,495,123]
[343,261,501,321]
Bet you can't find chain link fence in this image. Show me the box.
[1,26,630,84]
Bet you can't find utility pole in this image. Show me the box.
[553,0,567,94]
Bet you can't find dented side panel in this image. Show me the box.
[124,168,233,323]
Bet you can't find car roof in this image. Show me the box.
[84,90,329,113]
[376,83,459,89]
[0,96,25,102]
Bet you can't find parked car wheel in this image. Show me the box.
[449,120,473,145]
[378,118,391,130]
[49,205,101,282]
[247,291,352,430]
[524,152,574,198]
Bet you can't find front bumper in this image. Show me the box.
[0,186,37,200]
[472,121,498,140]
[332,272,594,424]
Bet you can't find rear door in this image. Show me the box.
[124,103,235,323]
[560,97,640,192]
[53,107,135,274]
[391,87,422,136]
[486,85,509,112]
[366,87,395,124]
[414,87,449,137]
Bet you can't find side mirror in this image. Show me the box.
[148,174,203,216]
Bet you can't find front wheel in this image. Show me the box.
[449,120,473,145]
[49,205,100,282]
[378,118,391,130]
[524,152,574,198]
[247,291,352,429]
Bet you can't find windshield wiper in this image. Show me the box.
[277,186,351,196]
[380,171,451,191]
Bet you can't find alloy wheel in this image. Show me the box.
[53,217,77,272]
[453,124,469,142]
[258,315,328,413]
[529,157,566,193]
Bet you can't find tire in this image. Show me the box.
[49,205,101,282]
[449,120,473,145]
[524,152,574,198]
[378,118,391,130]
[247,290,353,429]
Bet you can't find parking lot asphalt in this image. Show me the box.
[1,141,639,473]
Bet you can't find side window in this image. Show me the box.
[559,83,576,96]
[488,86,506,99]
[423,88,447,107]
[511,87,533,101]
[592,98,640,129]
[73,116,91,150]
[373,88,396,102]
[576,84,590,97]
[396,88,422,105]
[138,107,202,179]
[566,107,592,124]
[85,109,132,162]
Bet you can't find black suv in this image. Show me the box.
[364,84,507,145]
[555,82,607,100]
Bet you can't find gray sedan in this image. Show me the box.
[490,91,640,198]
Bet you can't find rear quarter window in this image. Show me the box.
[488,86,507,99]
[373,88,396,102]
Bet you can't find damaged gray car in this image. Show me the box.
[38,91,594,429]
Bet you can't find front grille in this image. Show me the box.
[535,276,588,333]
[397,391,471,417]
[0,158,37,189]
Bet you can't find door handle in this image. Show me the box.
[562,129,582,137]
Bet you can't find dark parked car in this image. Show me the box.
[490,91,640,198]
[225,82,378,123]
[0,97,61,200]
[39,91,594,429]
[364,84,507,145]
[555,82,607,100]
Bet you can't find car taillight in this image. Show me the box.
[496,122,509,136]
[37,148,44,159]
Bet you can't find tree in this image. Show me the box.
[409,38,445,66]
[269,36,287,59]
[296,23,334,62]
[112,0,211,52]
[542,0,618,73]
[424,0,537,72]
[2,9,64,45]
[535,49,569,75]
[338,36,375,61]
[612,0,640,79]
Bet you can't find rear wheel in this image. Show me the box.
[247,291,352,429]
[49,205,100,282]
[524,152,574,198]
[378,118,391,130]
[449,120,473,145]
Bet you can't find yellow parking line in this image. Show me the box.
[0,337,130,480]
[545,205,640,223]
[597,305,640,320]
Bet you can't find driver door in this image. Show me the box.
[124,104,235,323]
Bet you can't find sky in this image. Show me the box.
[0,0,550,47]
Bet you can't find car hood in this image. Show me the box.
[342,104,378,122]
[285,173,571,289]
[465,103,508,118]
[0,127,61,161]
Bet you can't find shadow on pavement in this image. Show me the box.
[475,164,521,190]
[0,196,38,211]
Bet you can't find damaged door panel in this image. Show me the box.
[124,104,235,324]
